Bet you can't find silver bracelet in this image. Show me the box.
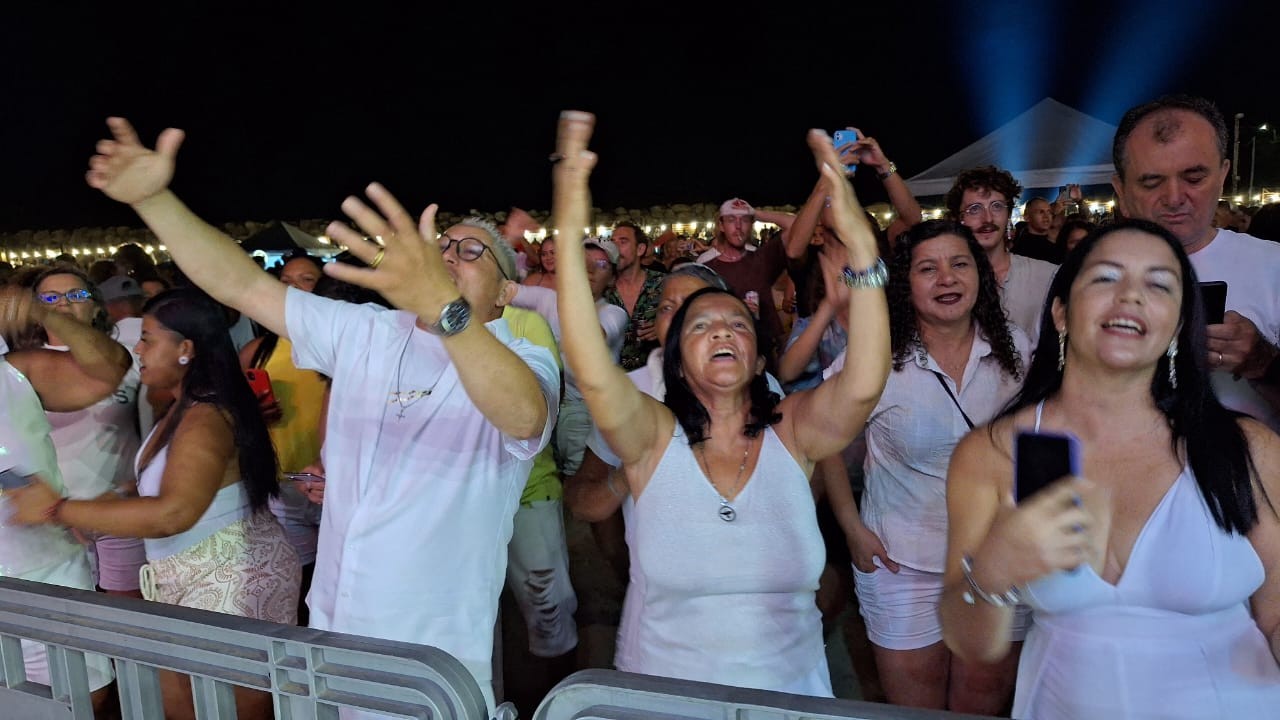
[841,257,889,289]
[961,554,1021,607]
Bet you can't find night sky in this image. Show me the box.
[4,0,1276,233]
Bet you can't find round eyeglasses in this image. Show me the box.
[38,289,94,304]
[961,201,1009,217]
[439,233,510,280]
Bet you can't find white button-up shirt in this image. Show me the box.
[285,289,559,710]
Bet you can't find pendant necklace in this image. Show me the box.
[695,435,754,522]
[388,326,449,420]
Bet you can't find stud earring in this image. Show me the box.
[178,356,190,366]
[1167,339,1178,389]
[1057,330,1067,371]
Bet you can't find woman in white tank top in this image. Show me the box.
[551,116,891,694]
[941,220,1280,719]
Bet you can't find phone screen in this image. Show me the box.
[1199,281,1228,325]
[1014,431,1080,502]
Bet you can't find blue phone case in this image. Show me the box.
[832,130,859,173]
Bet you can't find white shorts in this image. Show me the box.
[20,553,115,691]
[506,499,578,657]
[854,560,1030,651]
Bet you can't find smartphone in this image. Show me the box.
[832,129,859,174]
[244,368,276,406]
[1014,431,1081,503]
[1199,281,1228,325]
[282,472,324,482]
[0,468,31,491]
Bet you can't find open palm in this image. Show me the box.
[86,117,185,205]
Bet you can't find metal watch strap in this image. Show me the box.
[428,297,471,337]
[878,160,898,179]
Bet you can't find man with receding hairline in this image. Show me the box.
[1112,94,1280,430]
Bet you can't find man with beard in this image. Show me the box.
[605,222,665,370]
[945,167,1058,344]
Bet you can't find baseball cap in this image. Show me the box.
[583,237,620,266]
[98,275,144,302]
[718,198,755,217]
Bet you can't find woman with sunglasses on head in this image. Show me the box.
[26,268,149,601]
[11,286,300,720]
[553,112,890,695]
[940,220,1280,719]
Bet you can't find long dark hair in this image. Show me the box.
[887,220,1022,379]
[662,287,781,444]
[997,219,1268,534]
[142,288,278,512]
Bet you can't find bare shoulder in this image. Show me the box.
[1239,417,1280,499]
[171,402,234,445]
[949,411,1028,495]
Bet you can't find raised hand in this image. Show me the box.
[0,286,45,342]
[551,111,598,240]
[86,117,185,206]
[322,184,457,324]
[806,130,876,259]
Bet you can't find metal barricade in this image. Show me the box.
[532,669,982,720]
[0,576,492,720]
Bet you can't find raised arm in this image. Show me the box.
[784,179,828,259]
[842,129,921,242]
[784,131,890,463]
[86,118,288,337]
[777,296,837,384]
[323,189,551,440]
[552,112,665,468]
[2,287,130,412]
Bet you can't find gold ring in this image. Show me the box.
[1214,351,1224,367]
[369,248,386,270]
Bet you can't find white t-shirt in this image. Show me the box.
[44,341,142,499]
[1189,229,1280,432]
[510,284,629,402]
[284,289,559,711]
[113,316,155,436]
[828,326,1030,572]
[1001,253,1058,347]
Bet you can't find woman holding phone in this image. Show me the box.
[940,220,1280,718]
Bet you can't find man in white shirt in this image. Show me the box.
[944,167,1058,345]
[85,118,560,712]
[1111,94,1280,431]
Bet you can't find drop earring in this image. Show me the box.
[1167,339,1178,388]
[1057,330,1067,371]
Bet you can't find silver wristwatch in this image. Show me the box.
[426,297,472,336]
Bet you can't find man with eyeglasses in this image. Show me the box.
[85,117,560,714]
[945,166,1058,343]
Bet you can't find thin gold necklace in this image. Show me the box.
[695,434,755,522]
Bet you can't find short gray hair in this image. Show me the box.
[456,217,518,280]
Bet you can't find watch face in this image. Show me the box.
[436,298,472,336]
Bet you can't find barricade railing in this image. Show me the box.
[532,669,983,720]
[0,576,493,720]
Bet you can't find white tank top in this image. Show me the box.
[616,424,832,695]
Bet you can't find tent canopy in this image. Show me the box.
[239,221,332,253]
[905,98,1118,197]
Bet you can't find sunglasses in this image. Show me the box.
[38,289,94,304]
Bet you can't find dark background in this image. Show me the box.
[4,0,1277,232]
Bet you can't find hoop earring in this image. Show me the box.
[178,356,190,366]
[1167,339,1178,389]
[1057,330,1067,372]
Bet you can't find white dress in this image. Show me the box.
[615,424,832,696]
[1017,465,1280,718]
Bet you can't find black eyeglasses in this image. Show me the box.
[961,201,1009,217]
[439,233,510,280]
[38,289,93,304]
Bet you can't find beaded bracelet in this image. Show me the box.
[960,554,1022,607]
[43,497,69,524]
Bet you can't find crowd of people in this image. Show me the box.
[1,93,1279,720]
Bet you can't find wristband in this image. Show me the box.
[841,258,889,289]
[960,554,1022,607]
[44,497,69,525]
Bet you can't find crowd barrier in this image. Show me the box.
[533,669,981,720]
[0,576,493,720]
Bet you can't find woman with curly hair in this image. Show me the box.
[844,219,1029,713]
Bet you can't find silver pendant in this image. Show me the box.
[718,502,737,522]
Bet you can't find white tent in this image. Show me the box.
[905,98,1118,197]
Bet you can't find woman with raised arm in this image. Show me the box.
[552,112,890,695]
[940,220,1280,718]
[12,287,300,720]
